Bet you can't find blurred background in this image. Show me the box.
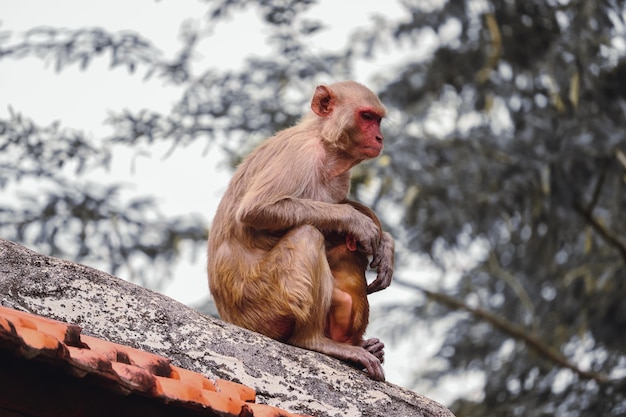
[1,1,626,415]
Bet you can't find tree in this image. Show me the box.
[372,1,626,415]
[1,1,626,416]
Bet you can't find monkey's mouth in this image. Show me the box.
[362,146,383,157]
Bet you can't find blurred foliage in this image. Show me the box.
[1,0,626,415]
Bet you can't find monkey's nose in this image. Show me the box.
[376,136,384,143]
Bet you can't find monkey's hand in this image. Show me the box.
[362,337,385,363]
[367,231,394,294]
[345,207,381,258]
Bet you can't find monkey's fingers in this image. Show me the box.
[369,232,393,272]
[360,352,385,381]
[346,205,380,255]
[368,232,394,293]
[367,363,385,381]
[360,234,381,259]
[367,267,393,294]
[362,337,385,351]
[346,348,384,381]
[369,250,383,269]
[366,277,385,294]
[363,338,385,363]
[371,349,385,363]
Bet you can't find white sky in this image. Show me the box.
[0,0,485,402]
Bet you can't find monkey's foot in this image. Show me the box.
[362,337,385,363]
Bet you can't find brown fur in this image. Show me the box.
[207,81,394,381]
[325,201,381,345]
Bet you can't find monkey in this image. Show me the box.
[208,81,394,381]
[324,200,390,366]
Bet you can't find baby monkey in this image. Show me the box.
[325,200,388,365]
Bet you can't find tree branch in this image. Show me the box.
[572,170,626,262]
[486,251,537,332]
[395,278,610,384]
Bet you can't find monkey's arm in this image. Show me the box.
[238,197,381,256]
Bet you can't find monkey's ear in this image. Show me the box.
[311,85,335,117]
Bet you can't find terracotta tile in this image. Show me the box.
[0,316,12,334]
[80,334,172,374]
[112,361,157,392]
[0,306,70,343]
[216,378,256,402]
[66,344,114,375]
[198,386,251,415]
[14,326,62,355]
[155,375,208,403]
[170,364,218,392]
[0,305,312,417]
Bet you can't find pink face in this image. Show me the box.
[356,108,385,158]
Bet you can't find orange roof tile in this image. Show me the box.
[0,305,310,417]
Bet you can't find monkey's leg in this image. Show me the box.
[264,225,385,381]
[326,288,354,343]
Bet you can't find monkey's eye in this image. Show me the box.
[360,111,382,125]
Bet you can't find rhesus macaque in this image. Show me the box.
[324,200,388,364]
[208,81,394,381]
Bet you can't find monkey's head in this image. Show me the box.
[310,81,386,162]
